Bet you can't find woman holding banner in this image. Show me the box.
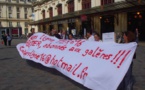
[117,31,136,90]
[94,32,102,42]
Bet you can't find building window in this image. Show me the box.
[25,14,27,19]
[82,0,91,10]
[9,13,12,18]
[24,8,27,12]
[49,7,53,18]
[25,22,28,27]
[101,0,114,5]
[16,0,19,3]
[9,22,12,27]
[0,22,1,27]
[17,7,20,12]
[17,22,20,27]
[17,13,20,19]
[8,6,12,12]
[68,0,74,13]
[8,0,11,2]
[0,7,2,12]
[57,4,62,15]
[42,10,45,19]
[32,8,34,12]
[28,0,31,2]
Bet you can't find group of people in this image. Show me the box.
[48,29,102,42]
[1,33,12,46]
[49,29,136,90]
[48,29,76,40]
[13,27,137,90]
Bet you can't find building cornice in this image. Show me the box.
[32,0,51,6]
[0,18,32,22]
[0,2,32,7]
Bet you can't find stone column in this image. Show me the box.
[114,12,127,33]
[94,16,101,34]
[63,23,68,32]
[75,18,81,35]
[54,24,58,31]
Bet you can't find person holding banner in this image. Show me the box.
[50,29,61,39]
[117,31,136,90]
[94,32,102,42]
[68,33,74,40]
[86,31,95,41]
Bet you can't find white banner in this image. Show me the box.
[16,33,137,90]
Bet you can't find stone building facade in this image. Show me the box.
[0,0,33,37]
[30,0,145,41]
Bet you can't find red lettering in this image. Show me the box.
[67,65,73,72]
[57,58,63,67]
[45,55,52,64]
[113,50,126,64]
[69,47,75,51]
[117,50,131,68]
[72,63,82,75]
[74,48,81,53]
[111,50,122,62]
[82,49,89,56]
[78,67,88,79]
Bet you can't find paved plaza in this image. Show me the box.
[0,39,145,90]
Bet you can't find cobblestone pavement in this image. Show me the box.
[0,39,145,90]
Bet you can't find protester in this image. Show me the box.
[117,31,136,90]
[94,32,102,42]
[7,34,12,46]
[27,28,35,38]
[86,31,95,41]
[61,30,68,39]
[51,29,61,39]
[135,28,139,44]
[68,33,74,40]
[1,33,7,46]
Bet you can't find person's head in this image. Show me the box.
[94,32,101,41]
[31,28,35,33]
[51,29,57,35]
[68,33,74,40]
[7,33,10,36]
[62,30,66,34]
[86,31,92,38]
[123,31,135,43]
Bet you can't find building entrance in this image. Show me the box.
[128,11,145,41]
[101,15,114,34]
